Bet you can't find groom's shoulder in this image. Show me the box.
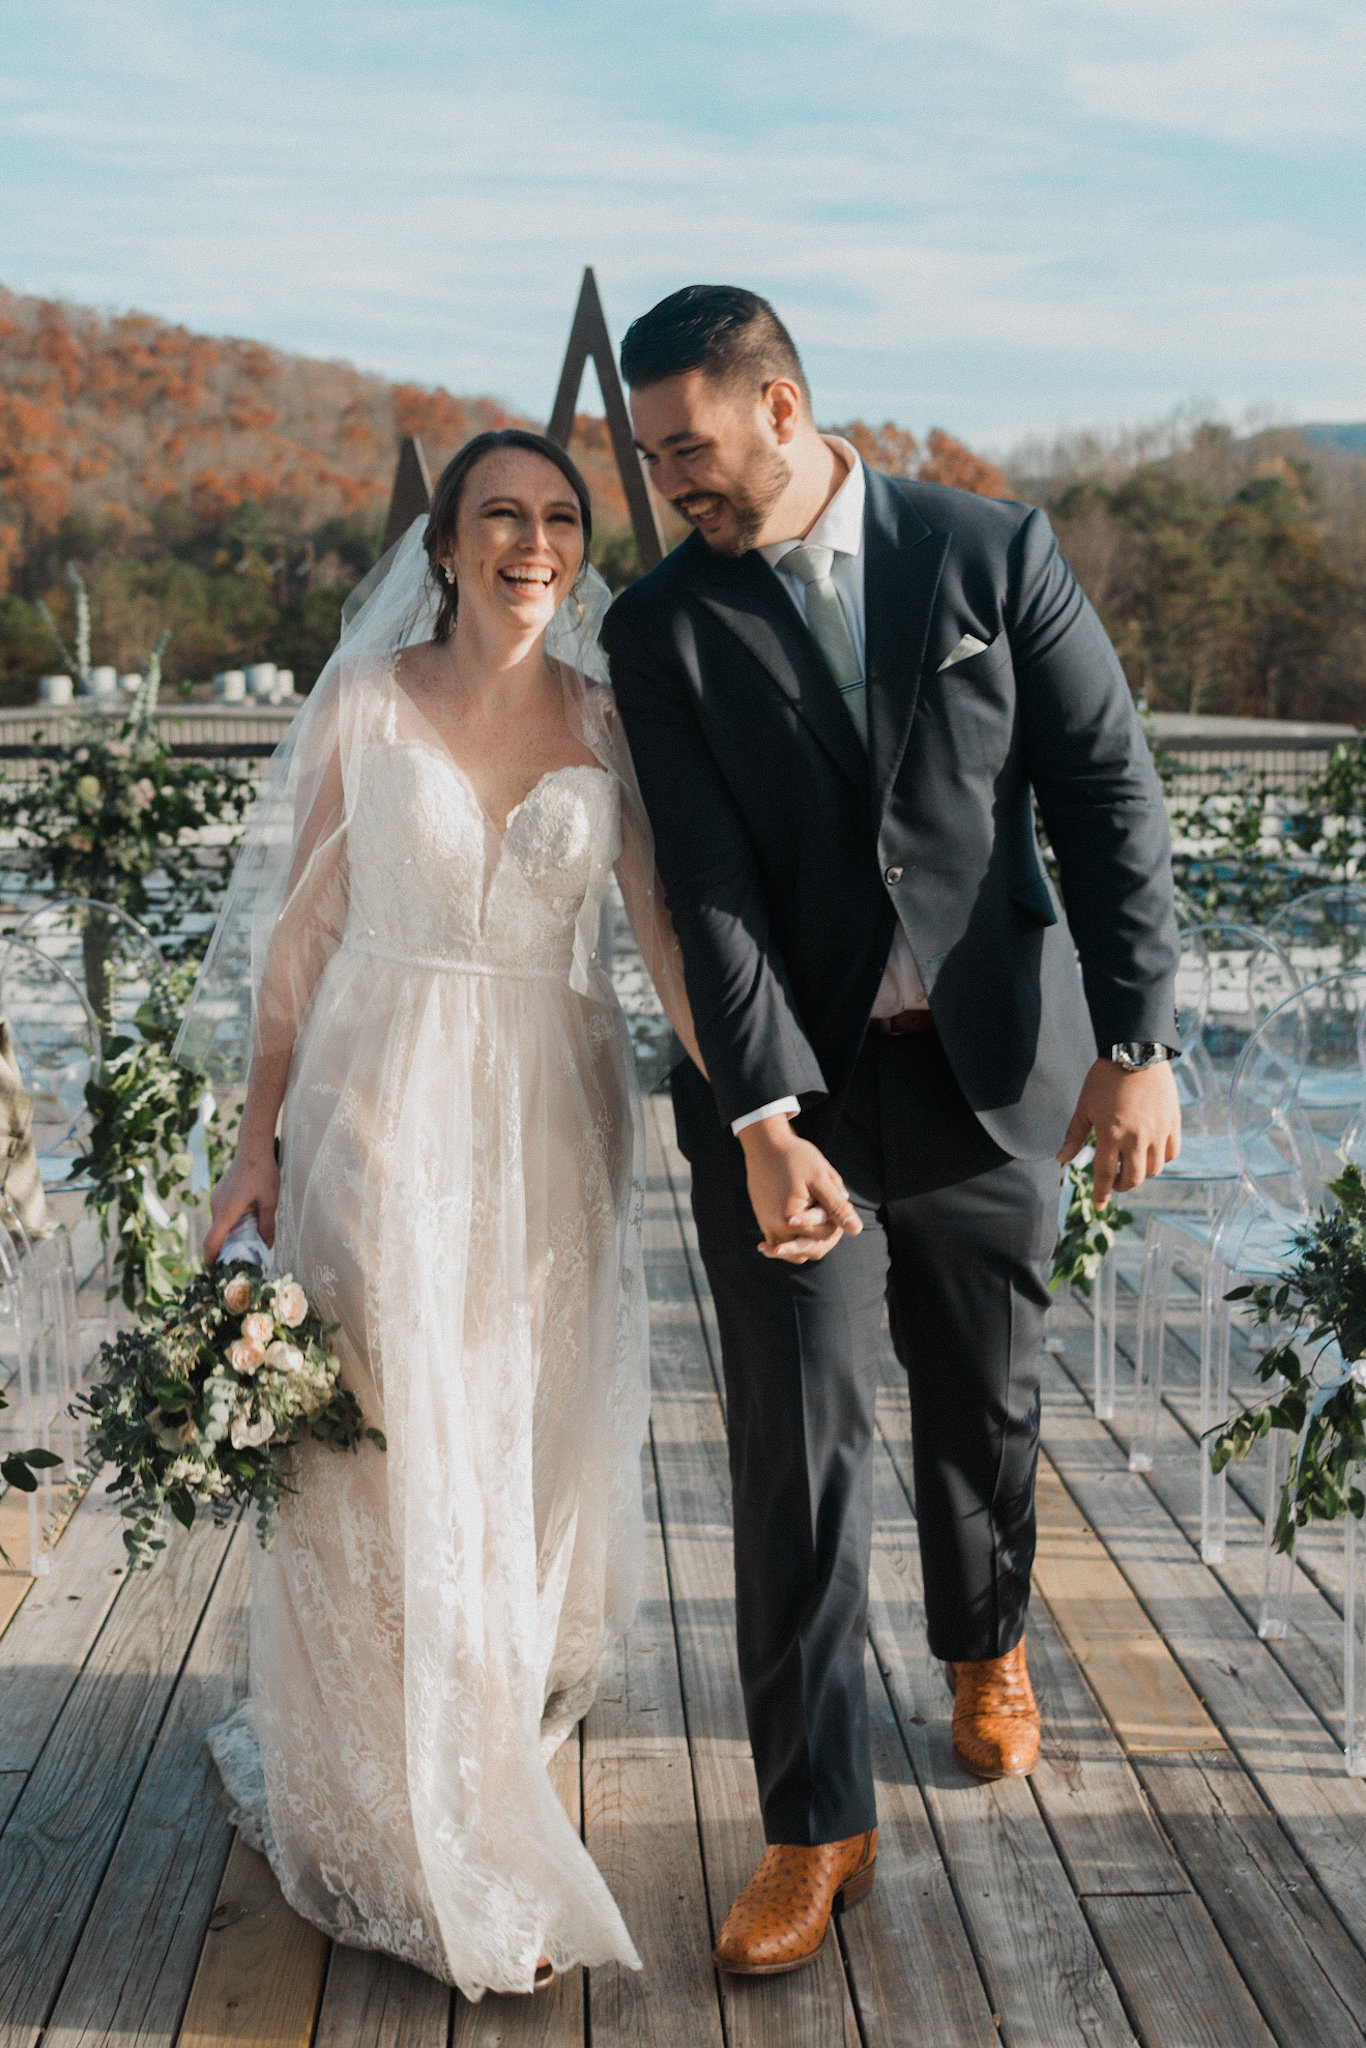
[876,470,1041,554]
[602,536,701,653]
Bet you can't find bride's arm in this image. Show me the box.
[615,823,707,1080]
[205,750,348,1258]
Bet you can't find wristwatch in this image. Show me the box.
[1110,1041,1178,1072]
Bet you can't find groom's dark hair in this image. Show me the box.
[620,286,809,405]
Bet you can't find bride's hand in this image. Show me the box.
[204,1147,280,1265]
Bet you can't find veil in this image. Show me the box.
[174,517,687,1091]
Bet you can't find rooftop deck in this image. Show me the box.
[1,1101,1363,2047]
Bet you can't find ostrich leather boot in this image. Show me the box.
[712,1827,878,1976]
[946,1638,1041,1778]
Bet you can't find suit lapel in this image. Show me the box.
[687,543,867,793]
[862,469,950,821]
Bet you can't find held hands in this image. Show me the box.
[1058,1058,1181,1208]
[738,1114,862,1263]
[203,1146,281,1266]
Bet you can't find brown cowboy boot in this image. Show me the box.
[712,1827,877,1976]
[946,1638,1040,1779]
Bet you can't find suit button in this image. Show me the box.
[885,865,903,885]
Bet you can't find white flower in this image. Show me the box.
[229,1410,274,1450]
[274,1280,308,1328]
[130,776,156,809]
[74,773,101,807]
[222,1274,252,1315]
[1350,1360,1366,1389]
[227,1336,265,1375]
[241,1310,274,1348]
[264,1339,304,1374]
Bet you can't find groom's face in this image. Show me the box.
[630,371,792,556]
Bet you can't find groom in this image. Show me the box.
[602,287,1180,1976]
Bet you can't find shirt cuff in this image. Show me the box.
[731,1097,801,1136]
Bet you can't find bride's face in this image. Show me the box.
[444,450,585,634]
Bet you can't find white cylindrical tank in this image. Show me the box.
[38,674,74,704]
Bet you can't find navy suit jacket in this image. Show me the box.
[602,465,1179,1160]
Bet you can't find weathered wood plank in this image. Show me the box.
[0,1513,235,2048]
[646,1106,862,2048]
[1136,1751,1366,2048]
[0,1471,88,1639]
[450,1730,585,2045]
[43,1527,250,2048]
[0,1779,20,1834]
[1037,1346,1366,1957]
[1033,1458,1226,1753]
[1083,1892,1276,2047]
[0,1477,134,1775]
[876,1380,1192,1901]
[314,1947,451,2048]
[841,1656,999,2048]
[176,1836,328,2048]
[582,1454,723,2048]
[864,1445,1139,2048]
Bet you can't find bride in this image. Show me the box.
[177,429,702,1998]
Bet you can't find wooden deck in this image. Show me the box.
[2,1102,1365,2046]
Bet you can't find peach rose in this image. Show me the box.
[241,1311,274,1348]
[227,1337,265,1375]
[222,1274,252,1315]
[274,1281,308,1328]
[130,776,156,809]
[264,1339,304,1374]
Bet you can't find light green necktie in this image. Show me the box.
[781,543,866,745]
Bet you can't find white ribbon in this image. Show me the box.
[187,1089,216,1194]
[139,1162,172,1230]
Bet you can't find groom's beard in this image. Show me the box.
[674,442,792,556]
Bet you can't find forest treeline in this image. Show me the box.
[0,285,1362,721]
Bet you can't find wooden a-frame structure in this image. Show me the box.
[380,267,664,572]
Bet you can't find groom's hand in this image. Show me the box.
[737,1115,862,1262]
[1058,1058,1181,1207]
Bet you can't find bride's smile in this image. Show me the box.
[440,455,585,634]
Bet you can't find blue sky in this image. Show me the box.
[1,0,1362,448]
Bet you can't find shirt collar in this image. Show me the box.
[758,437,866,570]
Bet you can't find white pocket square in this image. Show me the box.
[938,632,992,671]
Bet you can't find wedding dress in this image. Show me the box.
[206,664,655,1997]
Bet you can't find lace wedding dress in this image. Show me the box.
[208,691,650,1997]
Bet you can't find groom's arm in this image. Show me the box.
[603,619,827,1129]
[1009,506,1181,1201]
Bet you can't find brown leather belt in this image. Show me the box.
[874,1008,936,1036]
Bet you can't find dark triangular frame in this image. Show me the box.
[547,267,664,572]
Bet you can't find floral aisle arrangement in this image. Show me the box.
[1212,1162,1366,1552]
[76,962,238,1310]
[0,617,253,961]
[79,1248,384,1570]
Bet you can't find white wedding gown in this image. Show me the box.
[209,718,649,1997]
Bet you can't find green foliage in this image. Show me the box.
[1211,1163,1366,1551]
[0,699,253,956]
[1050,1160,1135,1296]
[78,1257,384,1570]
[74,963,238,1311]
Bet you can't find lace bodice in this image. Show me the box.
[344,744,620,977]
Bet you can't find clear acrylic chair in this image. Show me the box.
[1264,882,1366,984]
[1088,917,1215,1418]
[0,1206,82,1576]
[0,938,101,1193]
[11,897,164,1045]
[1127,924,1299,1465]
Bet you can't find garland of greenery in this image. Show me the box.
[0,1392,62,1496]
[1212,1163,1366,1551]
[73,963,238,1310]
[1050,1158,1135,1296]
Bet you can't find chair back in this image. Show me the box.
[0,938,100,1169]
[1264,883,1366,982]
[11,897,164,1042]
[1178,922,1298,1136]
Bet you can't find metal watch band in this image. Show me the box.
[1109,1041,1177,1071]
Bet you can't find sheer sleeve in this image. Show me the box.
[614,817,704,1079]
[252,739,348,1065]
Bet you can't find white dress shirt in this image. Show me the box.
[731,438,928,1136]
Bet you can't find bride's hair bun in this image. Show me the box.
[423,430,594,645]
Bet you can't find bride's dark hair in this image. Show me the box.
[423,429,594,645]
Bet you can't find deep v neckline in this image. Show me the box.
[387,664,606,838]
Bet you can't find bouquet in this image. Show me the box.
[79,1225,384,1569]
